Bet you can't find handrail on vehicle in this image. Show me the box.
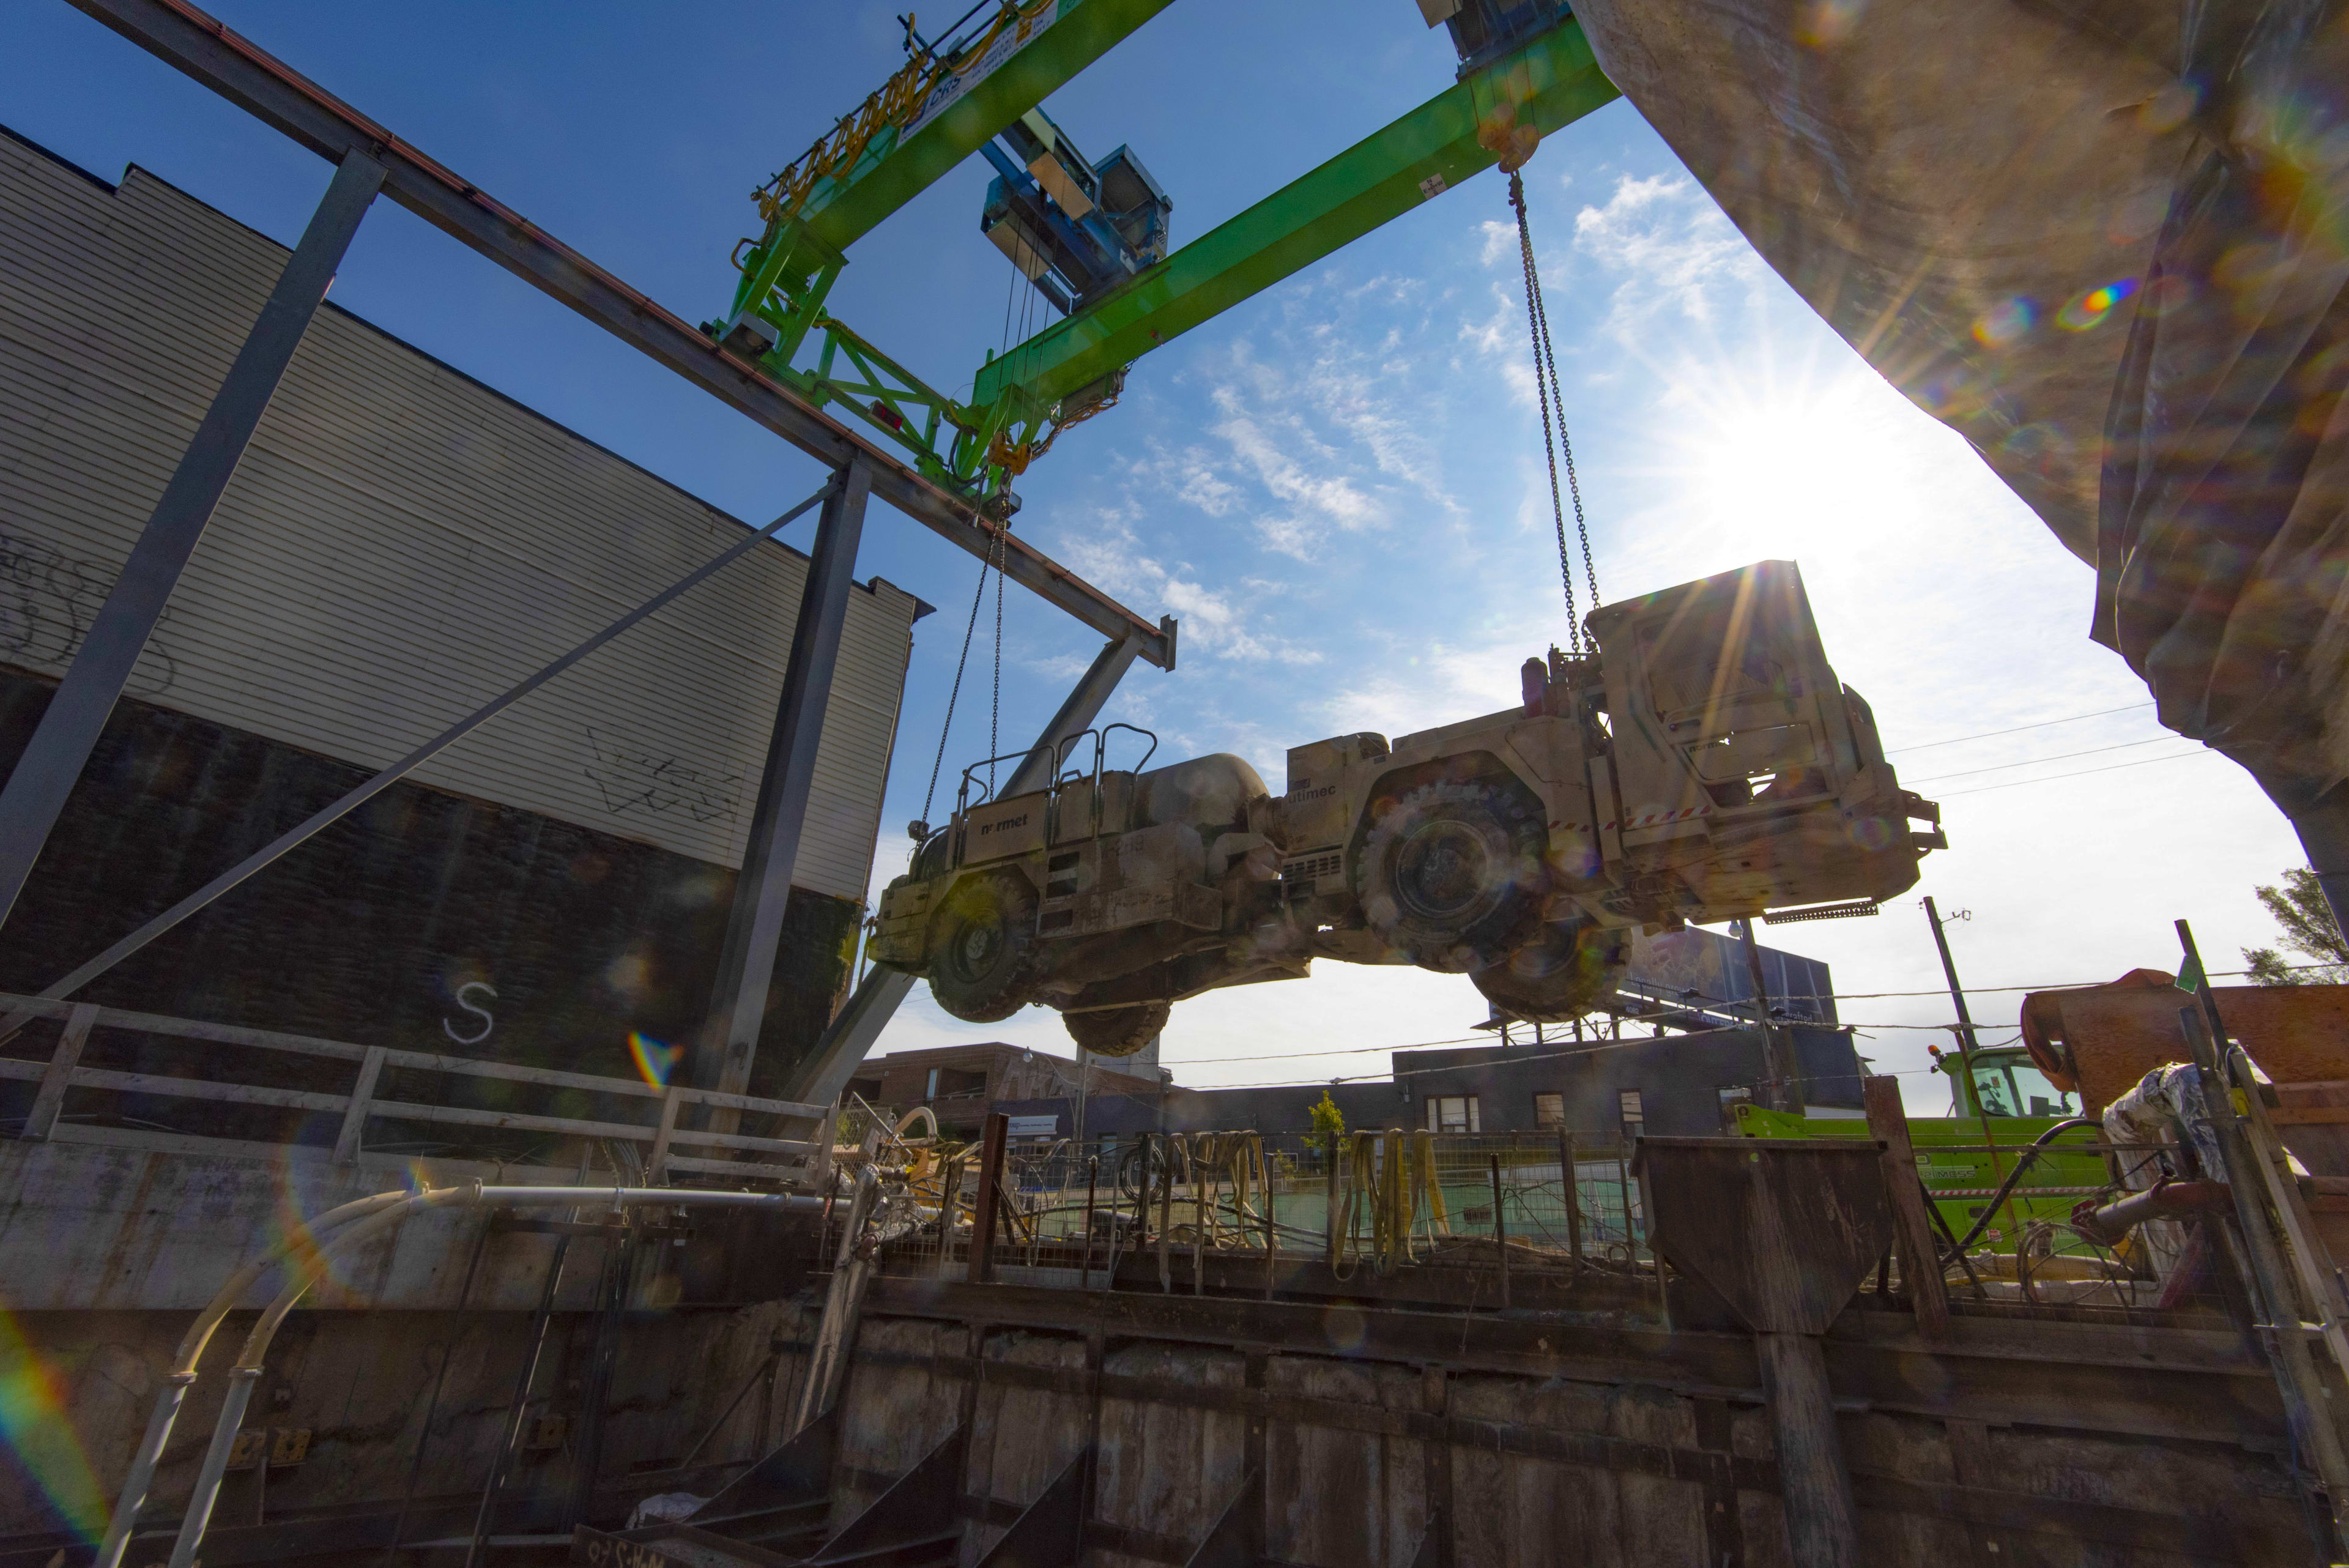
[943,723,1163,867]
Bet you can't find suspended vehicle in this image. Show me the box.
[868,559,1946,1055]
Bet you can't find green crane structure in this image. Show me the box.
[709,1,1618,507]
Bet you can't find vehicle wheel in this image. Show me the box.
[1063,1000,1171,1058]
[1116,1136,1176,1202]
[927,875,1041,1023]
[1356,779,1547,971]
[1471,916,1630,1021]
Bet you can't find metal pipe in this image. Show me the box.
[1082,1154,1099,1290]
[1261,1139,1277,1301]
[170,1191,471,1568]
[464,1206,573,1568]
[1557,1131,1582,1268]
[97,1187,416,1568]
[382,1218,492,1565]
[1924,896,2020,1243]
[1489,1154,1510,1310]
[2176,997,2349,1558]
[1735,917,1802,1114]
[1159,1135,1176,1293]
[165,1186,818,1567]
[2071,1179,2231,1247]
[1324,1129,1340,1273]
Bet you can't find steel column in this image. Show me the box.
[0,147,384,927]
[696,459,874,1099]
[1736,916,1803,1115]
[764,629,1149,1118]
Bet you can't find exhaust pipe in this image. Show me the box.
[2072,1179,2230,1246]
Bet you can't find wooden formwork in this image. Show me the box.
[789,1276,2313,1568]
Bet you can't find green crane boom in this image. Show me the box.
[784,0,1178,258]
[974,20,1616,412]
[719,7,1616,501]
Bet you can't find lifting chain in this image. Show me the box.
[916,520,1010,833]
[1509,170,1600,651]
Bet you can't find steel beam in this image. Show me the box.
[63,0,1174,671]
[765,630,1149,1121]
[0,146,383,928]
[696,460,874,1101]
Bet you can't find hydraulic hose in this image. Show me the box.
[1936,1117,2101,1265]
[159,1185,821,1568]
[94,1187,421,1568]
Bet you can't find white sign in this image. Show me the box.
[905,3,1060,139]
[1008,1114,1061,1139]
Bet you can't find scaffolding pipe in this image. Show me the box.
[160,1185,818,1568]
[94,1188,421,1568]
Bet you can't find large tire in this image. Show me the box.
[927,874,1041,1023]
[1064,1000,1171,1058]
[1472,917,1630,1022]
[1356,779,1547,972]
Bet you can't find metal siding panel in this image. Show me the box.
[0,137,916,903]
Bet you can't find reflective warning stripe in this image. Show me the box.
[1600,806,1709,832]
[1929,1186,2106,1198]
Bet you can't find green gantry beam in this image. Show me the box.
[973,18,1619,411]
[793,0,1178,258]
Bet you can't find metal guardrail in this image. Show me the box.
[0,991,826,1182]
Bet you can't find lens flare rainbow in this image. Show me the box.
[0,1303,107,1543]
[2057,278,2138,332]
[628,1031,684,1088]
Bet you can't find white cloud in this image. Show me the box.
[1572,173,1767,340]
[1476,218,1518,268]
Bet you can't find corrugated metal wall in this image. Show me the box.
[0,125,922,905]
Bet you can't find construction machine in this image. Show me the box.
[867,559,1946,1054]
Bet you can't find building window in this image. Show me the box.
[1533,1092,1565,1129]
[1618,1089,1644,1142]
[924,1067,940,1101]
[1427,1095,1480,1134]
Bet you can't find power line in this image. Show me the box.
[1904,733,2186,786]
[1145,960,2314,1078]
[1156,968,2292,1081]
[1173,1025,2022,1093]
[1887,702,2154,756]
[1937,746,2216,798]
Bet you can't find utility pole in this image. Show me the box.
[1923,896,2018,1243]
[1737,918,1805,1114]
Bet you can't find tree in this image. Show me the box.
[1307,1090,1346,1161]
[2243,866,2349,984]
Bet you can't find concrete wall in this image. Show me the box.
[0,1135,825,1546]
[2,1130,2315,1564]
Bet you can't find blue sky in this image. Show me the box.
[3,1,2309,1111]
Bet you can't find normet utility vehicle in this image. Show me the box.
[867,560,1946,1056]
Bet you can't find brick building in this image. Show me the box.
[847,1042,1162,1139]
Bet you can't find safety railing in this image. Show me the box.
[820,1113,2251,1323]
[838,1123,1654,1301]
[0,991,826,1183]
